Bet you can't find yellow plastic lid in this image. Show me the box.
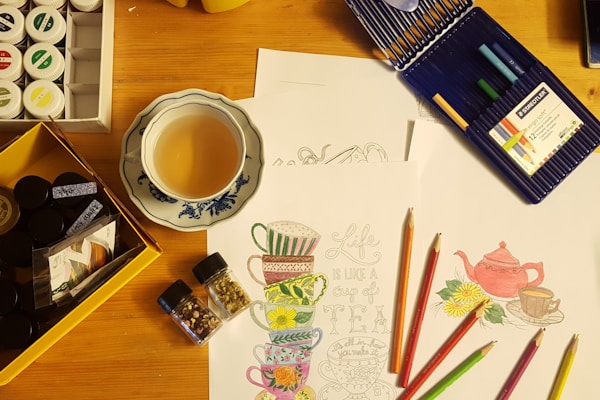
[201,0,249,13]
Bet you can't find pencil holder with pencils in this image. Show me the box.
[345,0,600,204]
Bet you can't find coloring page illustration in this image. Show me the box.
[208,162,419,399]
[406,119,600,399]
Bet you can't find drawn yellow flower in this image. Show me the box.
[453,282,483,303]
[443,297,470,317]
[267,305,298,330]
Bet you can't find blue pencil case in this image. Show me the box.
[345,0,600,203]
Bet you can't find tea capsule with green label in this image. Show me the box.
[192,252,252,321]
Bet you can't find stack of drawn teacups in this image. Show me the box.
[245,220,327,399]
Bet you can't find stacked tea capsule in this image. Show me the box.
[244,220,327,398]
[0,0,100,119]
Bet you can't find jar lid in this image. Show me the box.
[192,252,228,284]
[70,0,103,12]
[28,207,64,245]
[0,5,25,45]
[14,175,51,210]
[32,0,66,9]
[52,171,92,207]
[0,43,23,83]
[0,185,19,235]
[26,6,66,44]
[24,43,65,82]
[0,80,23,119]
[0,230,33,267]
[0,312,35,348]
[0,0,28,9]
[157,279,192,313]
[23,79,65,119]
[0,278,18,315]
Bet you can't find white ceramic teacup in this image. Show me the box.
[125,99,246,202]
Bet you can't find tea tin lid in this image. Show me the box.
[0,230,33,267]
[13,175,51,210]
[32,0,67,10]
[24,43,65,82]
[0,312,35,348]
[0,80,23,119]
[0,185,19,235]
[23,79,65,119]
[26,6,66,44]
[52,171,91,207]
[70,0,103,12]
[28,207,64,246]
[0,5,25,45]
[0,278,18,315]
[0,43,23,83]
[192,252,227,284]
[158,279,192,313]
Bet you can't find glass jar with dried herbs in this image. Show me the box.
[192,252,252,321]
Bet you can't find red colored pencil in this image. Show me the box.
[496,328,544,400]
[390,207,415,374]
[398,301,487,400]
[399,232,442,387]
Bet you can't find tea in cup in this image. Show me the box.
[249,300,316,331]
[125,99,246,202]
[253,342,312,365]
[263,273,328,306]
[251,221,320,256]
[247,254,314,286]
[519,287,560,319]
[246,361,310,400]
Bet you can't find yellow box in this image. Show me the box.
[0,123,162,385]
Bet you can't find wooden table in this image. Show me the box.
[0,0,598,398]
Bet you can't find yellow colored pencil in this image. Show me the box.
[549,334,579,400]
[433,93,469,132]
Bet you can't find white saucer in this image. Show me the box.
[119,89,264,231]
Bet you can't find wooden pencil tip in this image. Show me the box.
[481,340,496,356]
[535,328,545,345]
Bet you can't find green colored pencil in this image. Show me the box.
[420,341,496,400]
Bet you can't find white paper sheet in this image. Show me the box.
[405,119,599,399]
[208,162,420,399]
[254,49,396,97]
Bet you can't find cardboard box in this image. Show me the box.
[0,1,114,133]
[0,123,162,385]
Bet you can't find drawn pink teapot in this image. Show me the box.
[455,241,544,298]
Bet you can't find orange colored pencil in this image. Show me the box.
[390,207,415,374]
[496,328,544,400]
[399,232,442,387]
[398,301,487,400]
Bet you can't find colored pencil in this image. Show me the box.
[421,341,496,399]
[432,94,469,132]
[477,78,500,101]
[496,328,545,400]
[491,42,526,76]
[391,207,415,374]
[478,43,519,84]
[399,232,442,387]
[549,334,579,400]
[499,118,536,153]
[398,301,487,400]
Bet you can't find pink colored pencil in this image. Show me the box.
[399,233,442,387]
[496,328,545,400]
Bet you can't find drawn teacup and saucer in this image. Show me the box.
[507,286,564,327]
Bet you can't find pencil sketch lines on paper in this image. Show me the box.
[272,143,389,166]
[325,223,382,266]
[317,223,397,399]
[246,220,326,399]
[318,336,396,399]
[435,241,564,328]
